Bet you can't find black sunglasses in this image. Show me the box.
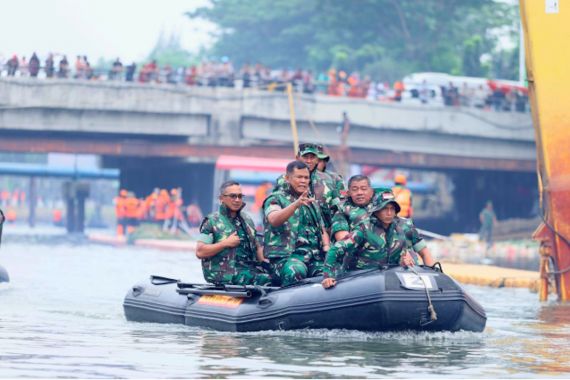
[222,193,244,200]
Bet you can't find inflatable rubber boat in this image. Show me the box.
[0,264,8,283]
[123,265,486,332]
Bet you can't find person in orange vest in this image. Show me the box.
[393,80,405,102]
[155,189,169,225]
[164,188,190,234]
[124,191,141,234]
[1,190,9,207]
[392,174,413,218]
[5,208,17,223]
[144,188,160,221]
[52,209,64,226]
[114,189,128,236]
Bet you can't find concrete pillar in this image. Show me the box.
[62,181,90,234]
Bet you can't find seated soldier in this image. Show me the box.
[196,180,271,286]
[322,190,435,289]
[264,160,330,286]
[273,143,341,231]
[331,174,376,242]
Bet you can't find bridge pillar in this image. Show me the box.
[62,181,90,234]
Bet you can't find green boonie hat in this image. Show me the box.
[370,190,401,214]
[316,144,329,160]
[298,143,320,157]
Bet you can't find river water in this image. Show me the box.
[0,236,569,378]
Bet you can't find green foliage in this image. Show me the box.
[189,0,520,79]
[147,32,196,67]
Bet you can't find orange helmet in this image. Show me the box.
[394,174,407,185]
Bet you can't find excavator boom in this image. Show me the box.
[520,0,570,301]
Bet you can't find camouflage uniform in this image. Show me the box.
[273,169,340,230]
[324,191,427,277]
[263,188,325,286]
[325,170,346,197]
[198,204,271,286]
[331,196,376,239]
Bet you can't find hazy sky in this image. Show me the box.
[0,0,215,63]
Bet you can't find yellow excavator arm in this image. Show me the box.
[520,0,570,301]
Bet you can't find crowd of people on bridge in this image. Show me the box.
[1,52,528,113]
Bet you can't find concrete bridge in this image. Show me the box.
[0,78,534,171]
[0,78,538,232]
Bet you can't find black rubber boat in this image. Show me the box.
[0,209,8,283]
[0,264,8,283]
[123,265,486,332]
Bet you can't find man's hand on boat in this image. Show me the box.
[322,252,417,289]
[223,232,241,248]
[400,251,415,267]
[322,277,337,289]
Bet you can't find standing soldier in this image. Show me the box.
[322,190,435,289]
[316,144,346,197]
[197,180,271,286]
[264,161,330,286]
[392,174,413,218]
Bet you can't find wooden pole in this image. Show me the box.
[286,83,300,156]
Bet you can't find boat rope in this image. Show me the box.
[409,266,437,323]
[537,170,570,276]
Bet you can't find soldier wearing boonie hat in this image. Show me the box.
[315,144,346,197]
[321,190,435,289]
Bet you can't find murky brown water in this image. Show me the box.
[0,236,569,378]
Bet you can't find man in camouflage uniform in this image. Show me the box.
[331,175,376,242]
[316,144,346,197]
[264,160,330,286]
[274,143,341,231]
[197,180,271,286]
[322,190,435,288]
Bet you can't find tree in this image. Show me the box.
[147,31,196,67]
[188,0,519,79]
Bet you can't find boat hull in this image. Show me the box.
[124,266,486,332]
[0,264,8,283]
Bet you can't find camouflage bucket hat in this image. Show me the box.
[316,144,329,160]
[298,143,320,157]
[370,190,401,214]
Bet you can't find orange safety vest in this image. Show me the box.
[124,197,140,218]
[392,185,412,218]
[114,196,126,218]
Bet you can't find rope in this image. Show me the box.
[409,266,437,322]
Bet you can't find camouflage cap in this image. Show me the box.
[298,143,320,157]
[316,144,329,160]
[370,190,401,214]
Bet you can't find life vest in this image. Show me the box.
[124,197,140,218]
[114,196,126,218]
[392,186,412,218]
